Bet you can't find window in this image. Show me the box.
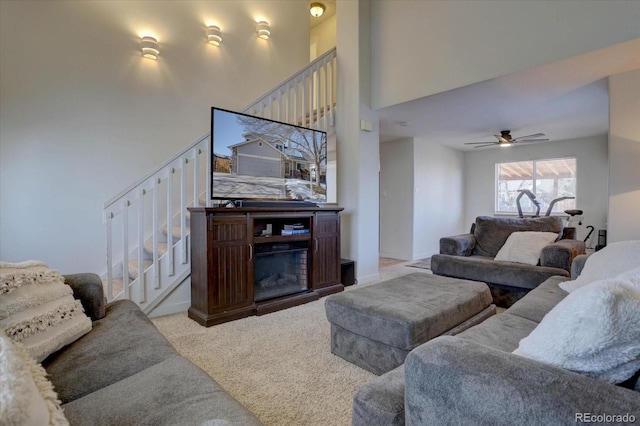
[496,158,576,215]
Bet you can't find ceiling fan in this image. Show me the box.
[465,130,549,148]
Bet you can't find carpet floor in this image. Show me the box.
[152,264,423,425]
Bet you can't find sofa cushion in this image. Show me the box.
[61,355,262,426]
[514,267,640,384]
[352,364,405,426]
[505,276,568,323]
[494,231,560,265]
[560,240,640,293]
[430,254,569,290]
[43,300,178,403]
[456,313,539,352]
[0,332,68,426]
[473,216,563,257]
[0,261,92,362]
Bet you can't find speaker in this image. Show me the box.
[340,259,355,286]
[595,229,607,252]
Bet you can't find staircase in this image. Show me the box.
[102,48,337,316]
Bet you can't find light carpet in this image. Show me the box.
[152,265,422,425]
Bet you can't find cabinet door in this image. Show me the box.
[208,215,253,311]
[311,212,341,289]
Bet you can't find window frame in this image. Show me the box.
[494,156,577,216]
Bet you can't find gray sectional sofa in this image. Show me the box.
[431,215,585,306]
[43,273,261,426]
[353,255,640,425]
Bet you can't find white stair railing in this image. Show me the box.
[102,47,337,315]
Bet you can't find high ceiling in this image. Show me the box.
[378,37,640,151]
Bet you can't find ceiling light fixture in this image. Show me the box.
[140,36,159,60]
[310,3,325,18]
[206,25,222,46]
[499,143,513,148]
[256,21,270,40]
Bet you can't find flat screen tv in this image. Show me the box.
[210,107,328,203]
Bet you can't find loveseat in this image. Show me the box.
[42,273,262,425]
[353,253,640,425]
[431,215,585,306]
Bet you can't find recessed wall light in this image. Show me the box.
[310,3,325,18]
[140,36,159,60]
[256,21,270,40]
[206,25,222,46]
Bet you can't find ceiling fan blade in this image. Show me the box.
[513,133,546,141]
[464,141,497,145]
[516,138,549,144]
[471,143,498,148]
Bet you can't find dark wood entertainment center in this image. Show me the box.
[188,205,344,327]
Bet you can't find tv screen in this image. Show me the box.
[211,107,328,203]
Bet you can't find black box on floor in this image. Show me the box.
[341,259,355,286]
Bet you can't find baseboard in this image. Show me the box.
[148,300,190,318]
[412,251,436,261]
[357,272,380,284]
[378,251,411,260]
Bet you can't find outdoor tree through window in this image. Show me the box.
[496,158,576,215]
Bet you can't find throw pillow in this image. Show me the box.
[493,231,559,265]
[0,331,69,426]
[0,260,92,362]
[513,266,640,383]
[560,240,640,293]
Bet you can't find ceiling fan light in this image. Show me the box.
[499,143,513,148]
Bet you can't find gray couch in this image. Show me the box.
[353,255,640,425]
[431,215,585,306]
[42,273,261,426]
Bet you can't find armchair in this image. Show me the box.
[431,216,585,306]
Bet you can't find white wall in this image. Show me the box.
[379,139,414,259]
[412,140,465,259]
[463,136,609,245]
[371,0,640,109]
[310,14,336,60]
[0,1,310,274]
[336,0,380,283]
[608,69,640,242]
[379,138,464,260]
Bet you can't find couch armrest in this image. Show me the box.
[539,239,585,272]
[63,273,106,321]
[571,253,591,280]
[439,234,475,256]
[405,336,640,425]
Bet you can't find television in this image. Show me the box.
[210,107,329,204]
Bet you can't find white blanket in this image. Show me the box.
[514,266,640,383]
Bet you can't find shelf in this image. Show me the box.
[253,234,311,244]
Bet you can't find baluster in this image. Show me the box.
[181,159,188,263]
[106,212,114,301]
[315,63,321,127]
[194,148,201,207]
[301,76,306,127]
[328,58,334,127]
[205,141,211,207]
[167,168,175,276]
[138,188,146,303]
[122,200,130,299]
[153,177,160,289]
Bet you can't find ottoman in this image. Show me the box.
[325,272,495,375]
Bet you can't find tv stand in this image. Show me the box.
[188,205,344,327]
[233,200,318,208]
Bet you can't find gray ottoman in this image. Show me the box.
[325,272,495,375]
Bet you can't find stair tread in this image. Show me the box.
[143,242,168,256]
[128,259,153,280]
